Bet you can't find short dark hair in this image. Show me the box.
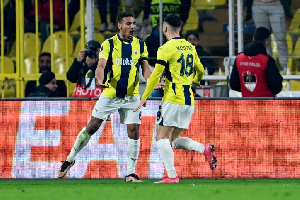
[85,40,101,50]
[39,52,51,60]
[118,12,134,22]
[185,31,199,40]
[254,27,270,42]
[164,14,181,28]
[39,71,55,85]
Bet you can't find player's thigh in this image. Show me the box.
[156,124,175,141]
[170,128,184,142]
[118,96,141,124]
[92,95,119,120]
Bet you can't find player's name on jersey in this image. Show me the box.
[176,45,193,51]
[116,58,135,65]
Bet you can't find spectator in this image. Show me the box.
[67,40,106,98]
[144,24,167,68]
[3,0,16,47]
[142,0,191,29]
[68,0,80,26]
[98,0,119,32]
[144,24,166,97]
[24,0,65,42]
[245,0,293,22]
[229,27,283,97]
[28,71,58,97]
[244,0,253,22]
[0,36,8,56]
[2,0,32,48]
[25,52,67,97]
[186,31,215,85]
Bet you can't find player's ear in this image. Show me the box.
[118,23,122,30]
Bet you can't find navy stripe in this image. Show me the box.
[172,83,176,95]
[103,39,114,83]
[164,61,172,82]
[183,85,191,105]
[139,40,144,54]
[172,37,183,39]
[140,57,148,62]
[116,42,132,98]
[134,63,140,87]
[156,59,167,66]
[159,117,164,126]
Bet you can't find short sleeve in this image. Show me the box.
[98,39,110,60]
[156,46,169,63]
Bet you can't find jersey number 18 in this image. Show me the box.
[177,53,194,77]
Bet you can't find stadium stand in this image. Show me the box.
[0,56,14,74]
[182,7,199,35]
[288,8,300,35]
[73,33,105,58]
[23,33,41,58]
[23,56,38,75]
[271,33,296,73]
[193,0,226,10]
[69,8,102,35]
[7,33,41,61]
[41,31,74,58]
[53,57,73,74]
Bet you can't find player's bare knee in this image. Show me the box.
[127,124,139,139]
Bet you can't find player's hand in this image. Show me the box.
[96,78,109,88]
[192,81,203,89]
[154,82,164,90]
[154,77,164,90]
[133,99,147,112]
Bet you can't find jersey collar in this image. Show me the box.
[117,33,133,44]
[172,37,182,39]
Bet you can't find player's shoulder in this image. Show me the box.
[101,35,116,46]
[158,40,172,51]
[132,36,145,45]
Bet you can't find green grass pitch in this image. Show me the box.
[1,179,299,200]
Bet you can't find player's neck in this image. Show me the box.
[118,33,131,43]
[167,32,180,41]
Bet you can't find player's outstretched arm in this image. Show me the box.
[95,58,109,88]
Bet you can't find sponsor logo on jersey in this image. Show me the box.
[116,58,135,65]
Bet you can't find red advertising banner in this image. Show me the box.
[0,100,300,179]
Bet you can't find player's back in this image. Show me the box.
[158,37,201,105]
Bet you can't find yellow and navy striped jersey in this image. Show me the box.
[99,34,148,98]
[142,37,205,105]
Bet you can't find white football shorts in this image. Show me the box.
[156,102,194,129]
[92,94,141,124]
